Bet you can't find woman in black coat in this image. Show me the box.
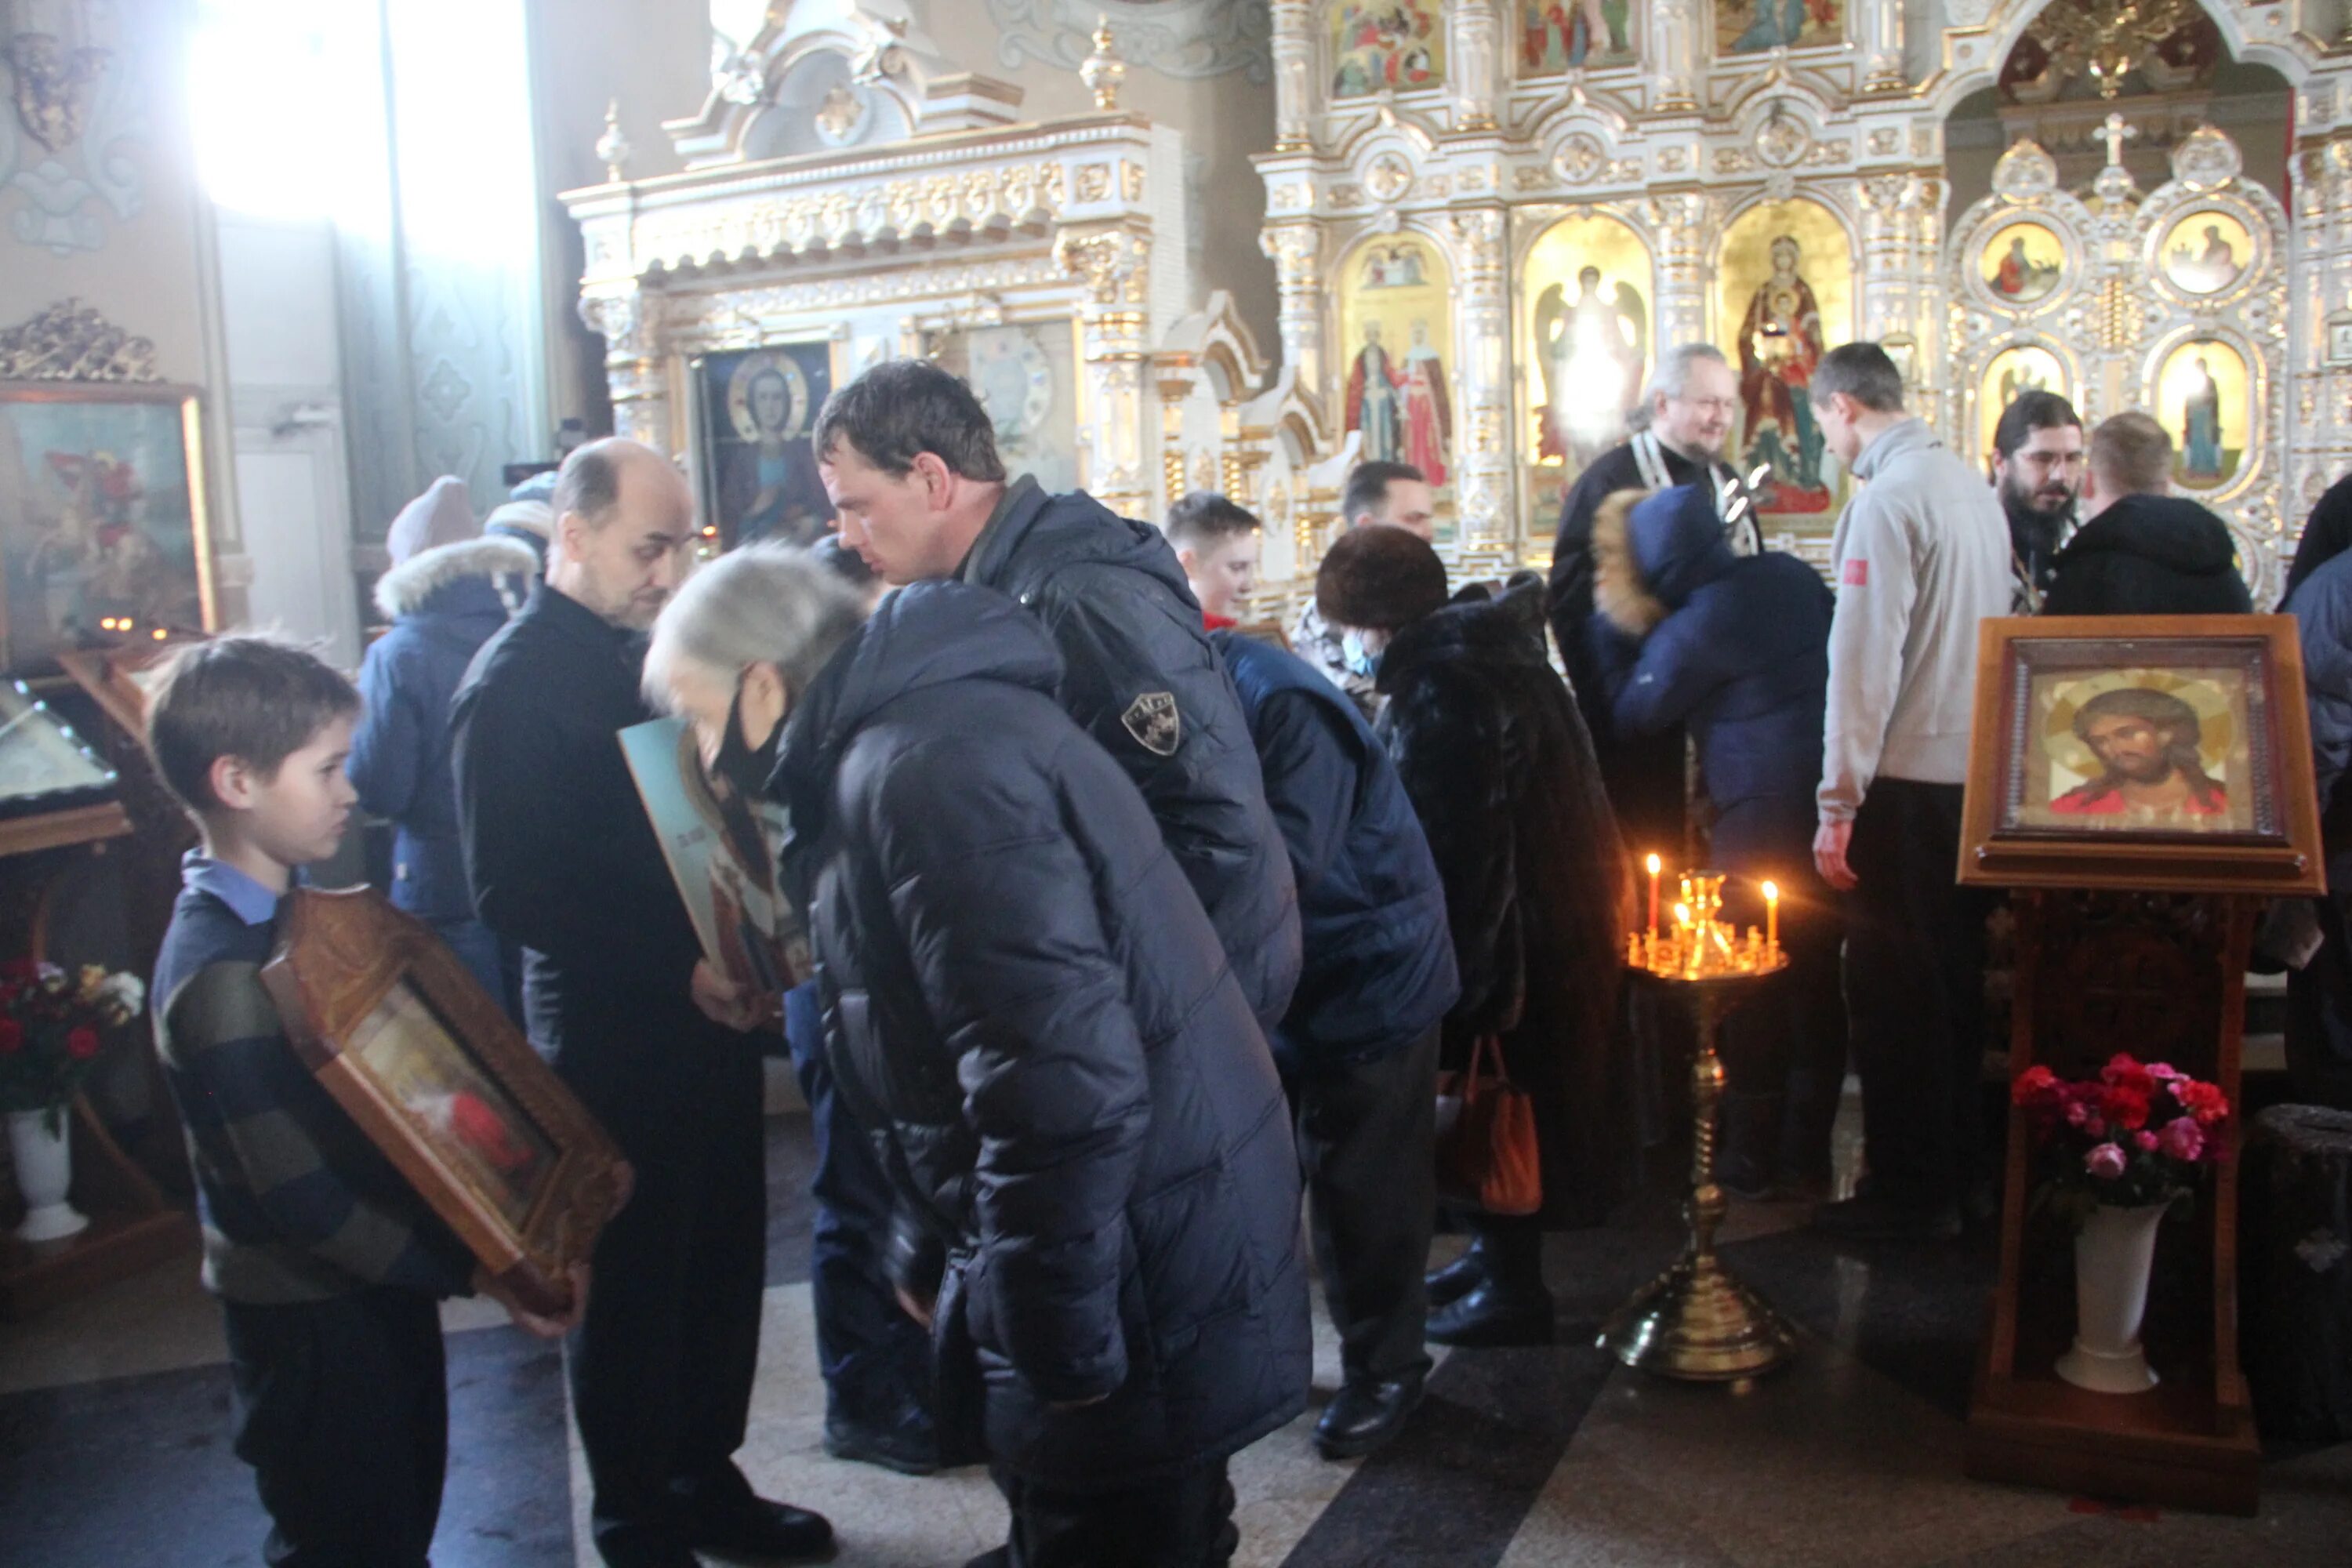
[645,548,1310,1567]
[1317,528,1635,1348]
[1588,481,1846,1197]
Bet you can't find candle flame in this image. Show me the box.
[1672,902,1691,926]
[1646,852,1661,874]
[1762,880,1778,902]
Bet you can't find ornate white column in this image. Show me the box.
[1057,226,1156,521]
[581,289,672,456]
[1650,0,1700,112]
[1861,0,1907,96]
[2293,136,2352,528]
[1260,222,1325,397]
[1857,172,1945,424]
[1270,0,1316,152]
[1446,205,1513,557]
[1645,191,1713,350]
[1448,0,1502,132]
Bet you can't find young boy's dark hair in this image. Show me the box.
[145,634,362,818]
[1163,491,1262,550]
[143,634,564,1565]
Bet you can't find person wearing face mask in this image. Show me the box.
[1319,526,1635,1347]
[1548,343,1762,860]
[1988,390,2085,613]
[452,441,833,1568]
[1289,461,1439,719]
[645,545,1311,1568]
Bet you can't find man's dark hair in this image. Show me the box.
[1163,492,1261,550]
[2072,686,2223,805]
[1341,460,1427,527]
[144,635,361,817]
[1809,343,1906,415]
[811,359,1007,482]
[1316,523,1450,632]
[552,439,627,529]
[1992,390,2082,461]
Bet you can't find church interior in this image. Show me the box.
[5,2,2352,1564]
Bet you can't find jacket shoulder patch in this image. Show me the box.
[1121,691,1181,757]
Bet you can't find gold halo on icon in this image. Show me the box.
[2041,668,2236,777]
[725,353,811,445]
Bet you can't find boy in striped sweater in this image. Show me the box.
[145,636,583,1566]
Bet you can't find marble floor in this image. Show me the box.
[4,1113,2348,1567]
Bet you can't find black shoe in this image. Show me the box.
[1314,1372,1425,1459]
[1809,1192,1961,1243]
[684,1495,837,1563]
[1424,1242,1487,1308]
[593,1533,700,1568]
[1425,1281,1554,1347]
[824,1413,941,1476]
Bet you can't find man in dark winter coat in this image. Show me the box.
[2281,554,2352,1109]
[350,532,535,1011]
[815,359,1301,1032]
[452,441,832,1568]
[644,546,1312,1568]
[1323,528,1635,1348]
[2042,413,2253,616]
[1173,494,1460,1460]
[1547,343,1762,855]
[1588,481,1846,1197]
[2285,470,2352,606]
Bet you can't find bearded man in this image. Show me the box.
[2051,688,2228,818]
[1990,390,2085,613]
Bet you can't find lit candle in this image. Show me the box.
[1646,853,1661,937]
[1762,880,1779,955]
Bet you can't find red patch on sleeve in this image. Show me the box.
[1842,558,1870,587]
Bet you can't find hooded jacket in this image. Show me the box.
[959,477,1301,1031]
[1213,629,1458,1073]
[1378,585,1636,1226]
[1590,483,1833,861]
[772,580,1310,1487]
[2041,493,2255,617]
[1820,417,2011,822]
[350,536,537,923]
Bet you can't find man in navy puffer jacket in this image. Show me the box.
[1590,481,1847,1197]
[1176,493,1458,1461]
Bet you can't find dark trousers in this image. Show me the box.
[223,1286,447,1568]
[978,1459,1236,1568]
[1843,779,1995,1212]
[1283,1025,1439,1385]
[1718,876,1848,1184]
[782,979,938,1426]
[2287,869,2352,1112]
[571,1083,768,1560]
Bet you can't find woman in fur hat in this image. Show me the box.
[1316,527,1634,1348]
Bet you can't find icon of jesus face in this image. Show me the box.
[750,369,789,436]
[2082,710,2179,784]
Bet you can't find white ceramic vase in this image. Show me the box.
[2055,1200,2167,1394]
[7,1107,89,1243]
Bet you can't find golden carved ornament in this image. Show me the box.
[0,299,159,382]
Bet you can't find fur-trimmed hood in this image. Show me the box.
[374,535,538,621]
[1592,481,1734,638]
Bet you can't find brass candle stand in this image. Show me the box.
[1599,870,1802,1382]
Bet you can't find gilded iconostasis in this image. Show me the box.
[564,0,2352,604]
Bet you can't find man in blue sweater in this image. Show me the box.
[1171,493,1460,1459]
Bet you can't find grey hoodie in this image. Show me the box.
[1818,417,2010,822]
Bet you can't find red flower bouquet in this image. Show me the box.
[0,960,147,1134]
[2011,1053,2230,1223]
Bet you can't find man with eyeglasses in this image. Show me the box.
[1546,342,1762,854]
[1987,390,2085,613]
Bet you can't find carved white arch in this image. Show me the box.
[1926,0,2325,122]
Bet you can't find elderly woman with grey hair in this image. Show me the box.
[644,547,1310,1568]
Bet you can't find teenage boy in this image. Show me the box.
[1164,490,1263,630]
[145,635,584,1568]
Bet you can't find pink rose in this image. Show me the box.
[2146,1062,2184,1083]
[2135,1131,2160,1152]
[2158,1116,2205,1163]
[2084,1142,2129,1180]
[2064,1100,2090,1127]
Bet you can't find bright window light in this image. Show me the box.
[189,1,375,223]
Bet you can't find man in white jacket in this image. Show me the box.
[1808,343,2011,1242]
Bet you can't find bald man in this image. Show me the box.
[453,441,833,1566]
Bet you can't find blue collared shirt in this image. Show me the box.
[180,850,286,928]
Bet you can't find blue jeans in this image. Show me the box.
[429,916,517,1023]
[782,981,938,1430]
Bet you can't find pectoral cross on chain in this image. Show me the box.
[2099,112,2139,169]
